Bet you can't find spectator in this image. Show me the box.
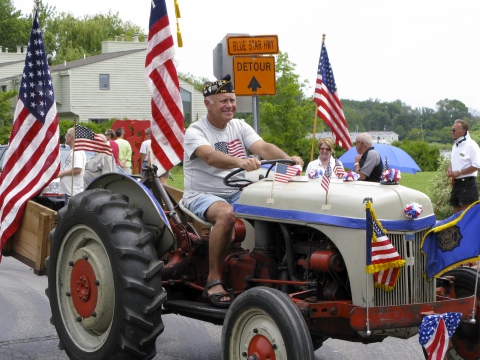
[353,133,383,182]
[115,127,132,174]
[57,127,86,203]
[306,138,344,180]
[447,119,480,214]
[182,74,303,307]
[105,129,119,165]
[83,134,115,187]
[139,128,151,176]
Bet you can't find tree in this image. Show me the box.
[40,9,144,64]
[256,52,314,163]
[0,0,30,52]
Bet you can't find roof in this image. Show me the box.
[0,49,145,81]
[49,49,145,72]
[0,60,23,68]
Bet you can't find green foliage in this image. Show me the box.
[394,140,439,172]
[178,72,210,92]
[256,52,314,164]
[0,0,31,51]
[427,156,454,220]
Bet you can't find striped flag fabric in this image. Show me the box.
[365,201,405,291]
[314,41,352,150]
[0,9,60,257]
[74,124,112,155]
[333,158,345,179]
[419,312,462,360]
[321,162,332,192]
[274,163,297,184]
[214,139,246,158]
[145,0,184,175]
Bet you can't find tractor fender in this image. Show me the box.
[86,173,175,257]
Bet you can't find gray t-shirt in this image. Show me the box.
[183,116,261,205]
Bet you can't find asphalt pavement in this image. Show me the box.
[0,255,425,359]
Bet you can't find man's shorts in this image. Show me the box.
[187,192,241,221]
[449,177,479,207]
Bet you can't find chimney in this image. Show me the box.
[16,45,21,53]
[121,34,124,41]
[114,35,118,41]
[0,46,2,53]
[5,48,8,53]
[133,33,139,42]
[22,45,27,53]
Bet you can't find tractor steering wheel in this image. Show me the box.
[223,159,297,188]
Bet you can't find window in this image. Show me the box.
[1,85,6,92]
[89,118,109,124]
[180,88,192,126]
[99,74,110,90]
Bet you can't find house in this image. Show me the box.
[0,37,206,126]
[312,131,399,145]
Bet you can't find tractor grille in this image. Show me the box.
[374,229,435,306]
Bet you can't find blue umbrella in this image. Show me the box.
[339,144,422,174]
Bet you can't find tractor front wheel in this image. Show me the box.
[222,286,314,360]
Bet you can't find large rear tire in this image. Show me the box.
[221,286,315,360]
[46,189,165,360]
[444,267,479,360]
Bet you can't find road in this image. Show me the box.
[0,256,425,359]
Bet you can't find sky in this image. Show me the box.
[15,0,480,112]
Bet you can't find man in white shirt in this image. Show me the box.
[57,127,86,203]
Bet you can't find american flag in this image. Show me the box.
[0,9,59,257]
[365,202,405,291]
[314,41,351,151]
[74,124,112,155]
[333,158,345,179]
[419,312,462,360]
[145,0,184,175]
[321,162,332,192]
[214,139,246,158]
[274,163,297,183]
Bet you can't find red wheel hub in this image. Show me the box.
[70,258,98,318]
[247,334,276,360]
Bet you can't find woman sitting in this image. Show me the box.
[306,138,345,180]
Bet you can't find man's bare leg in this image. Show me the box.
[204,201,236,302]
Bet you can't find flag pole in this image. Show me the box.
[71,117,76,197]
[310,108,318,162]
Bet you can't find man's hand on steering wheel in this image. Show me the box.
[238,157,262,172]
[289,156,304,167]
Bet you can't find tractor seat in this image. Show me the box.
[178,200,213,227]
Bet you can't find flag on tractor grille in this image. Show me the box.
[145,0,184,175]
[365,200,405,291]
[274,163,297,183]
[0,9,60,258]
[314,40,351,150]
[421,200,480,279]
[74,124,112,155]
[419,312,461,360]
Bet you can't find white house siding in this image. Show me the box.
[68,51,151,122]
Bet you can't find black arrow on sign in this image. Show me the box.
[247,76,262,92]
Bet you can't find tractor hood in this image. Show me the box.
[234,177,436,232]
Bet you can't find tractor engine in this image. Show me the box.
[225,221,351,301]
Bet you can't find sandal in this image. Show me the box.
[202,279,234,308]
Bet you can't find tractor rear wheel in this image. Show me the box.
[221,286,314,360]
[46,189,165,360]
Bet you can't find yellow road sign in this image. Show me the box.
[233,56,276,96]
[227,35,279,55]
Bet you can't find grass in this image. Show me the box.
[400,172,435,198]
[166,165,436,197]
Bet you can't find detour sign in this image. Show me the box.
[233,56,276,96]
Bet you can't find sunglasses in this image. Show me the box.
[319,147,331,151]
[451,129,456,133]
